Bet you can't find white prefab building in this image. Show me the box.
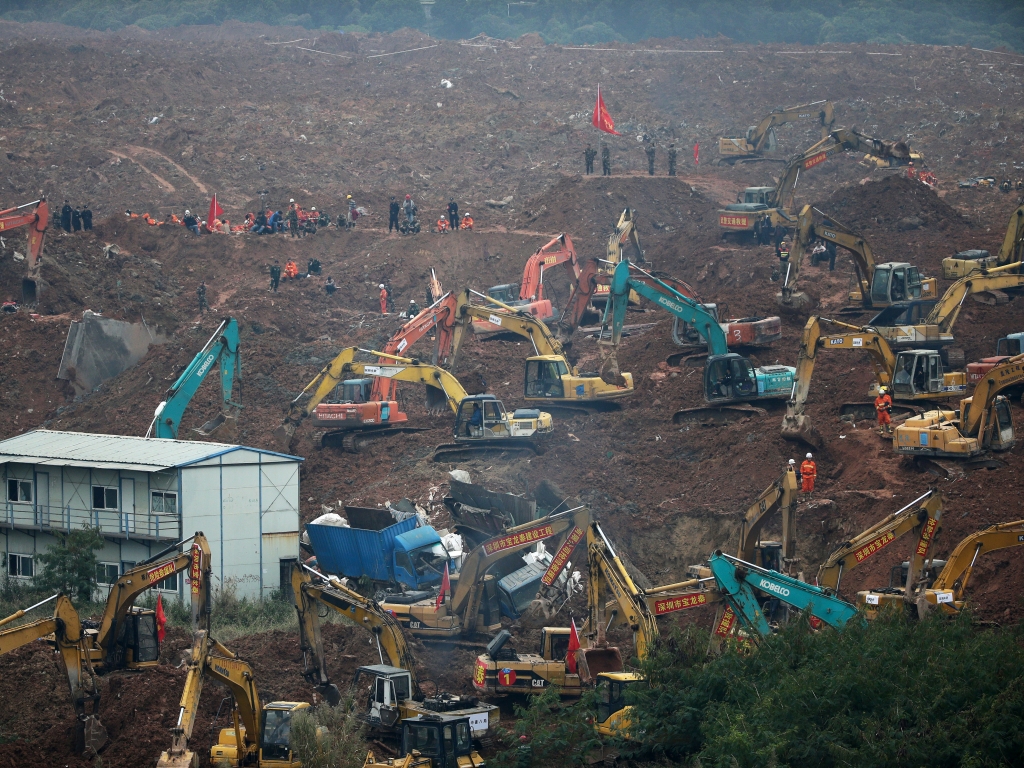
[0,430,302,600]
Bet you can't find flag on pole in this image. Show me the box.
[208,194,224,225]
[566,618,581,674]
[155,593,167,643]
[592,85,620,136]
[434,562,451,612]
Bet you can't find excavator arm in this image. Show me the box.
[0,198,49,302]
[149,319,241,439]
[607,209,646,266]
[943,204,1024,278]
[960,353,1024,438]
[816,490,943,596]
[292,563,417,702]
[737,467,799,566]
[708,551,861,637]
[721,100,836,158]
[96,533,211,668]
[453,289,569,361]
[923,262,1024,334]
[519,233,581,303]
[927,519,1024,610]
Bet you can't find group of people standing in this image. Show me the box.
[60,200,93,232]
[583,141,700,176]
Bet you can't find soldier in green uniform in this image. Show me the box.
[667,144,677,176]
[601,144,611,176]
[645,144,656,176]
[584,144,596,175]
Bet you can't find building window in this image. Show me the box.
[7,479,32,503]
[7,553,33,578]
[96,562,120,586]
[151,491,177,515]
[93,485,119,510]
[156,573,178,591]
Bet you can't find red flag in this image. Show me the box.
[566,618,581,674]
[208,194,224,224]
[155,593,167,643]
[592,85,620,136]
[434,562,451,612]
[693,142,700,165]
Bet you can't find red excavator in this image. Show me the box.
[1,198,49,303]
[474,234,581,334]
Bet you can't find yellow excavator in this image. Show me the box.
[156,630,308,768]
[382,505,591,639]
[291,563,499,737]
[893,354,1023,463]
[816,489,943,600]
[718,100,836,164]
[857,519,1024,618]
[942,203,1024,279]
[590,208,647,307]
[781,316,967,446]
[719,128,913,242]
[363,713,487,768]
[451,288,634,411]
[778,205,938,311]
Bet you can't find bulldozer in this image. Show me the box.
[718,99,835,164]
[363,713,486,768]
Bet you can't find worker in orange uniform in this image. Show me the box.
[283,260,299,281]
[906,162,917,180]
[800,453,817,499]
[460,213,474,230]
[875,385,893,436]
[379,283,389,315]
[437,216,449,234]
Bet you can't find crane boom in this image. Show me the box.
[0,198,49,303]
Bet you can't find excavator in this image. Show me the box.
[291,564,499,737]
[474,234,581,332]
[778,205,938,311]
[601,260,797,423]
[857,519,1024,618]
[156,630,309,768]
[718,99,836,164]
[382,505,591,639]
[719,128,913,242]
[816,489,943,600]
[0,197,49,303]
[277,293,462,451]
[781,316,967,446]
[0,533,212,755]
[147,318,241,440]
[893,353,1023,464]
[942,202,1024,279]
[452,289,634,411]
[363,713,487,768]
[590,208,647,308]
[868,262,1024,353]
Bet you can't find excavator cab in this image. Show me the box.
[487,284,518,304]
[870,263,924,305]
[524,357,569,399]
[891,350,946,397]
[108,607,160,669]
[453,396,510,439]
[594,672,643,737]
[985,397,1016,452]
[257,703,308,768]
[354,665,413,730]
[704,354,758,402]
[336,378,372,404]
[997,335,1024,356]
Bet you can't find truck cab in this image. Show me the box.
[393,527,456,589]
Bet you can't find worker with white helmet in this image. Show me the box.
[800,452,817,498]
[875,385,894,436]
[379,283,389,315]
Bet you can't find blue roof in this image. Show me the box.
[395,526,443,550]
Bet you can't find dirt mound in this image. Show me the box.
[822,175,973,237]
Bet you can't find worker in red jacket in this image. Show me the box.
[800,453,817,498]
[875,386,893,436]
[379,284,389,315]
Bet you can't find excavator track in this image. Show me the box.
[432,439,542,463]
[321,427,430,452]
[911,455,1007,478]
[672,404,767,425]
[837,402,920,423]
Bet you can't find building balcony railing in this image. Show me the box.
[2,502,179,542]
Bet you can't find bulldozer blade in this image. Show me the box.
[673,405,767,426]
[433,439,539,463]
[79,715,107,757]
[908,456,1004,477]
[272,421,296,451]
[780,413,821,449]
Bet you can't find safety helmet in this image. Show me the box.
[406,194,411,199]
[311,207,316,211]
[806,453,813,459]
[879,386,887,393]
[379,283,385,289]
[410,299,416,304]
[185,209,190,214]
[788,459,796,465]
[289,198,295,203]
[347,195,352,200]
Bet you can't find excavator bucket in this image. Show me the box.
[576,647,624,685]
[780,412,822,449]
[77,715,107,757]
[775,289,815,313]
[519,596,560,627]
[273,421,297,451]
[598,349,626,387]
[21,278,38,305]
[425,386,449,415]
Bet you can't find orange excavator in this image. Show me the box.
[475,234,581,333]
[0,198,49,303]
[275,292,463,451]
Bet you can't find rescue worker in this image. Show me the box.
[307,258,322,276]
[875,385,894,435]
[584,144,596,175]
[788,458,799,486]
[447,197,459,231]
[667,144,677,176]
[60,200,72,233]
[437,215,449,234]
[404,194,416,223]
[800,453,817,497]
[645,143,656,176]
[379,283,389,315]
[284,260,299,281]
[693,142,699,166]
[825,239,838,272]
[288,203,300,238]
[346,195,357,229]
[197,281,208,315]
[408,299,420,317]
[183,210,200,235]
[325,276,337,296]
[269,261,282,293]
[601,143,611,176]
[388,195,401,232]
[81,204,93,231]
[906,162,917,180]
[253,211,268,234]
[72,206,82,232]
[1001,178,1012,193]
[460,212,474,230]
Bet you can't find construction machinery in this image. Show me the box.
[601,260,797,423]
[474,234,581,332]
[291,564,498,736]
[893,354,1023,462]
[363,713,486,768]
[718,100,836,164]
[453,289,634,411]
[147,319,241,440]
[868,262,1024,353]
[0,198,50,303]
[781,316,967,446]
[0,594,105,754]
[942,203,1024,279]
[719,128,912,242]
[816,490,943,599]
[383,505,591,639]
[778,205,938,311]
[590,208,647,308]
[278,293,461,451]
[708,551,862,638]
[966,332,1024,384]
[426,266,444,306]
[156,630,308,768]
[857,519,1024,618]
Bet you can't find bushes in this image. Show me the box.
[33,527,105,603]
[290,692,366,768]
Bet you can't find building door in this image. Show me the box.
[35,472,49,527]
[121,478,135,534]
[279,558,298,603]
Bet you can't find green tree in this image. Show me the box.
[34,527,105,602]
[290,692,366,768]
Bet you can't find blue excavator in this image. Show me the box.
[601,259,796,423]
[147,318,242,440]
